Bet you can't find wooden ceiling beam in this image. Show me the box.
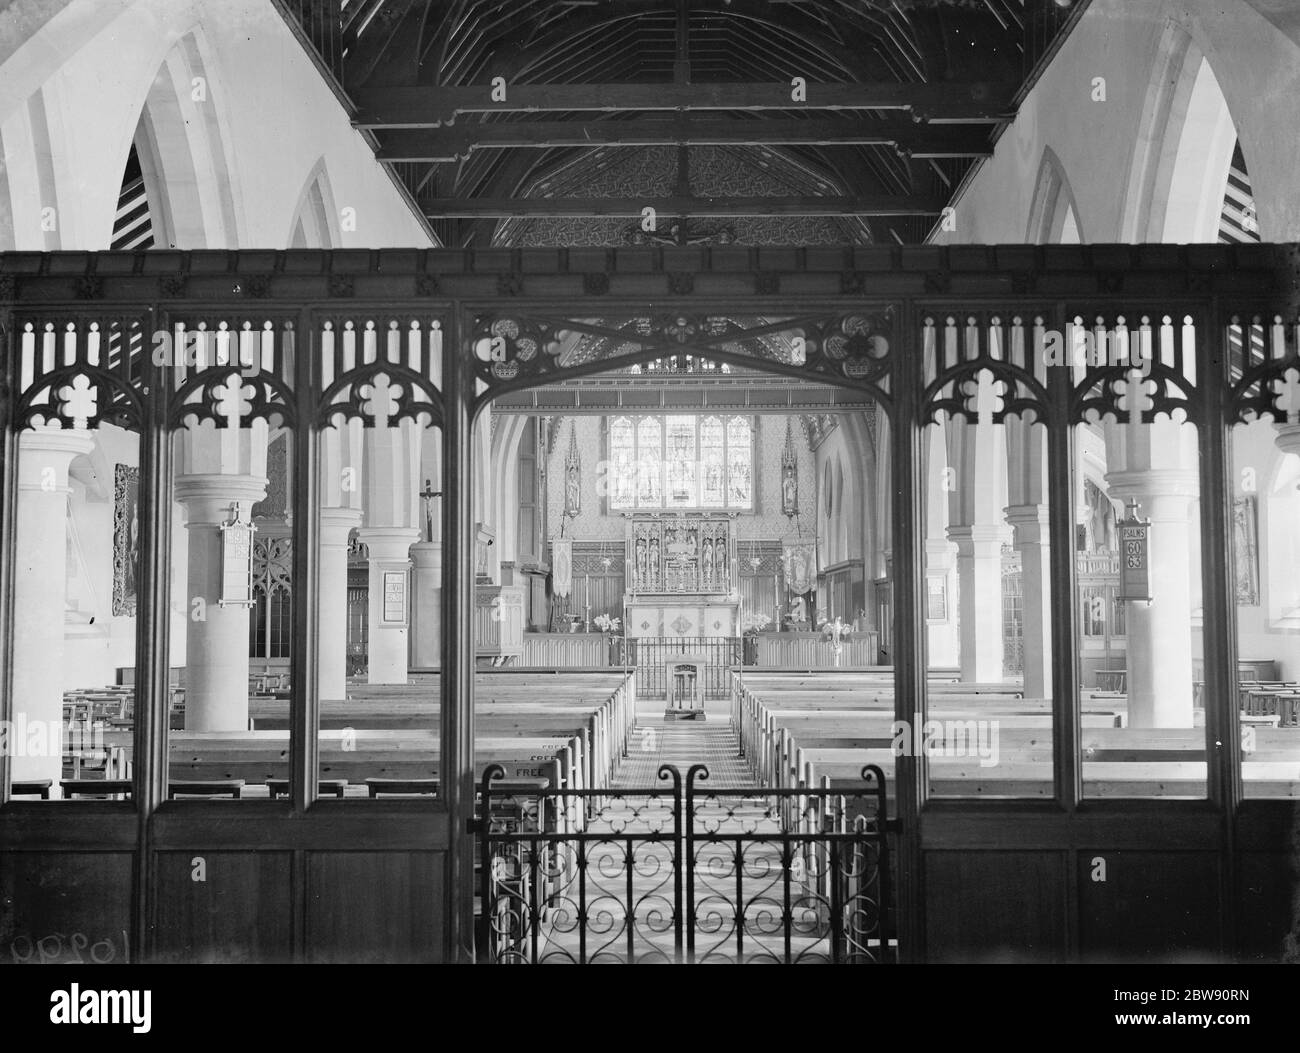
[377,119,993,161]
[353,80,1017,126]
[341,0,426,89]
[418,194,948,218]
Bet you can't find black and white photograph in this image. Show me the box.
[0,0,1297,1024]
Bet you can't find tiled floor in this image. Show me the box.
[612,708,756,788]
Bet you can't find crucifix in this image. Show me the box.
[419,478,442,543]
[624,144,737,246]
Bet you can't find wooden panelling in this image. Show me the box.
[1078,851,1224,962]
[153,851,293,964]
[924,850,1068,963]
[1,851,133,964]
[522,632,613,667]
[306,851,443,963]
[755,632,880,667]
[1237,853,1298,963]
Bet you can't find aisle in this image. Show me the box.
[611,715,755,788]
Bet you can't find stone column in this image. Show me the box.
[924,538,959,668]
[319,507,362,699]
[947,524,1006,682]
[1106,469,1199,728]
[174,474,268,731]
[11,430,97,796]
[360,421,421,684]
[360,526,419,684]
[409,541,443,670]
[1006,504,1052,699]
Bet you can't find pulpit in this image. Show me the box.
[475,584,525,666]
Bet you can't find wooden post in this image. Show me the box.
[0,307,14,807]
[1046,312,1081,812]
[891,298,927,964]
[135,305,170,960]
[442,308,476,962]
[291,311,321,817]
[1199,302,1240,958]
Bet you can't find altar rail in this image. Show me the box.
[630,637,741,699]
[755,632,881,668]
[522,632,615,668]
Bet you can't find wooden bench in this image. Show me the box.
[168,779,244,799]
[365,778,438,798]
[11,779,53,799]
[61,778,132,799]
[265,778,348,799]
[737,670,1300,793]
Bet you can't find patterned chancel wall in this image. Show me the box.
[496,145,869,248]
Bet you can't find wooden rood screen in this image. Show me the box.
[1,244,1298,964]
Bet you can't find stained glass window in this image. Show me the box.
[610,416,635,507]
[607,414,752,510]
[700,416,725,507]
[636,417,663,505]
[727,416,752,506]
[665,416,696,507]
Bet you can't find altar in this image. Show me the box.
[624,599,739,639]
[623,514,739,639]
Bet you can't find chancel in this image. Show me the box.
[1,0,1299,968]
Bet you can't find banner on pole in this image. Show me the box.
[552,539,573,598]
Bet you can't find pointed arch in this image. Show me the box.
[1026,146,1083,244]
[1120,23,1241,243]
[288,155,342,248]
[132,28,241,248]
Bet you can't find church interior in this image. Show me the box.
[1,0,1299,966]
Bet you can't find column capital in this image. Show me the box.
[1275,423,1300,459]
[1004,503,1052,546]
[946,523,1008,554]
[174,473,268,526]
[17,428,97,489]
[1004,502,1051,527]
[410,540,444,567]
[320,506,364,544]
[18,428,98,456]
[357,525,420,563]
[1104,468,1199,503]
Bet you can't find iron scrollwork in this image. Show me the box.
[477,763,683,965]
[684,763,890,964]
[477,762,892,964]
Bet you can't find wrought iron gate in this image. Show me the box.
[477,764,892,964]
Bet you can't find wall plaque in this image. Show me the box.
[1118,511,1151,603]
[218,510,256,608]
[383,570,408,624]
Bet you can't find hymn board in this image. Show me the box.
[624,514,739,639]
